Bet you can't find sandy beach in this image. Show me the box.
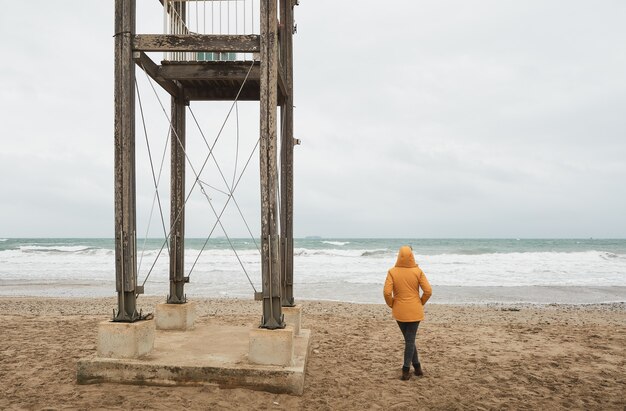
[1,297,624,410]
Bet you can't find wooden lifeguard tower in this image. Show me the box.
[77,1,309,394]
[113,0,298,328]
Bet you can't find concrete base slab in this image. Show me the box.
[77,321,312,395]
[155,301,196,330]
[97,320,155,359]
[282,305,302,336]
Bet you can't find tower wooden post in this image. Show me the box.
[168,95,187,304]
[280,0,295,307]
[259,0,284,329]
[168,3,188,305]
[113,0,140,322]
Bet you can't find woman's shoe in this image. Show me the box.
[413,363,423,376]
[401,367,411,380]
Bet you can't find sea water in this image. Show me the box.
[0,238,625,304]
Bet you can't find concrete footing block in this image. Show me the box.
[97,319,155,359]
[155,301,196,330]
[282,305,302,336]
[249,326,294,366]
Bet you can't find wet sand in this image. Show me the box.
[0,297,624,410]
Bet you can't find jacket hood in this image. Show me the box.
[395,246,417,268]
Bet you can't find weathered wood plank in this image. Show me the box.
[133,51,181,98]
[159,62,260,81]
[183,84,260,101]
[133,34,260,52]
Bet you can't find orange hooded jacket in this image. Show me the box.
[384,246,432,322]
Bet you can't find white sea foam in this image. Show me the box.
[303,250,626,287]
[0,239,7,242]
[1,245,625,299]
[322,240,350,246]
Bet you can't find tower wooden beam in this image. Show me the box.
[167,1,188,305]
[168,95,187,304]
[184,85,261,102]
[133,34,260,53]
[113,0,140,322]
[159,62,261,81]
[277,63,288,103]
[133,51,182,98]
[259,0,284,329]
[279,0,295,306]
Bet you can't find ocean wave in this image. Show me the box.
[321,241,350,246]
[292,247,397,258]
[360,249,390,257]
[451,248,497,255]
[0,239,7,242]
[599,252,621,260]
[294,248,371,258]
[288,248,626,260]
[19,245,97,253]
[431,250,625,260]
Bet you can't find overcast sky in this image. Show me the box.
[0,1,625,238]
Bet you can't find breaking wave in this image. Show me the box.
[19,245,99,254]
[322,241,350,246]
[360,249,390,257]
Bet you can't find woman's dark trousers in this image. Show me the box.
[396,321,420,369]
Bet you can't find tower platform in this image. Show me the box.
[77,321,312,395]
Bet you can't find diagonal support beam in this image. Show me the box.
[277,62,288,102]
[133,51,182,99]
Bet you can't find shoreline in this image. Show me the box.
[2,295,625,320]
[2,295,626,311]
[1,284,624,306]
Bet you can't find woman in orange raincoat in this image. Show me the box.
[384,246,432,380]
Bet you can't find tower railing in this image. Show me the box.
[163,0,259,62]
